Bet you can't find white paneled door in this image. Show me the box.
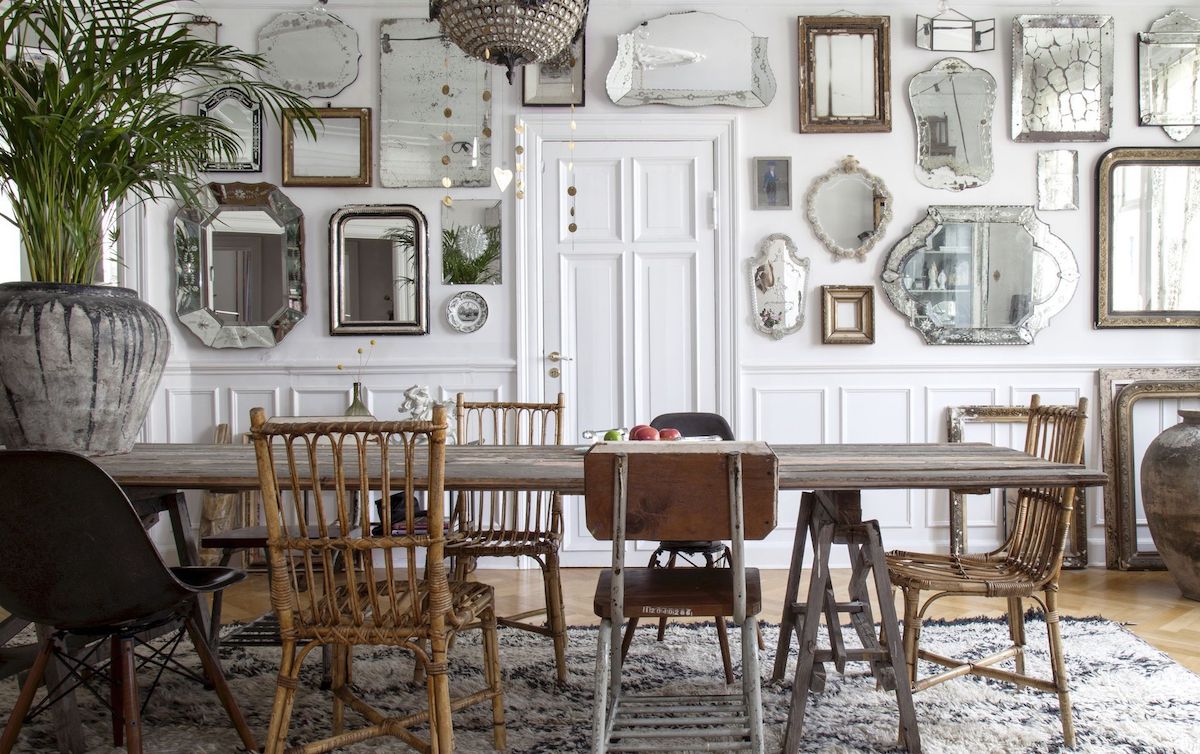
[536,139,720,565]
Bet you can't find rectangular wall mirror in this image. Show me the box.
[1011,15,1113,142]
[283,107,371,187]
[797,15,891,133]
[1096,147,1200,328]
[441,199,501,284]
[329,204,429,335]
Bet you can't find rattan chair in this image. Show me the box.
[250,406,505,754]
[886,395,1088,747]
[446,393,568,684]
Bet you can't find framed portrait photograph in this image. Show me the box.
[753,156,791,210]
[523,36,585,107]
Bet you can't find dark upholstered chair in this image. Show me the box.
[619,412,765,683]
[0,450,257,754]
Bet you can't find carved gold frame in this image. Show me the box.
[282,107,372,187]
[821,285,874,344]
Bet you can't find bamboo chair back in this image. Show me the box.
[250,406,450,644]
[453,394,565,550]
[1000,395,1088,588]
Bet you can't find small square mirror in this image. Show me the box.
[441,200,501,285]
[283,107,371,187]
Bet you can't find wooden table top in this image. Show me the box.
[94,442,1106,494]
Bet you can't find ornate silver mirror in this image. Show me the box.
[175,183,305,348]
[1012,15,1113,142]
[1139,11,1200,142]
[881,205,1079,344]
[441,200,501,284]
[1096,147,1200,328]
[749,233,810,339]
[329,205,429,336]
[257,10,360,98]
[909,58,994,191]
[199,88,261,172]
[805,156,892,262]
[606,11,776,108]
[380,19,491,188]
[798,15,891,133]
[916,8,995,52]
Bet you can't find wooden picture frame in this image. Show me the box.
[523,36,585,107]
[753,156,791,210]
[821,285,875,344]
[797,15,891,133]
[282,107,371,187]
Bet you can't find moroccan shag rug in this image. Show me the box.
[2,617,1198,753]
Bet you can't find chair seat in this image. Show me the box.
[200,524,348,550]
[170,566,247,593]
[445,533,557,557]
[886,549,1041,597]
[593,567,761,619]
[656,540,727,556]
[291,579,495,641]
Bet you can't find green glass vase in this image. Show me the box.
[345,382,374,418]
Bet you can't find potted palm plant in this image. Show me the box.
[0,0,312,454]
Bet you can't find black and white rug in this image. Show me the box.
[2,618,1198,753]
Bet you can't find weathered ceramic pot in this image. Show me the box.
[0,282,169,456]
[1140,410,1200,601]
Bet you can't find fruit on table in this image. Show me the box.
[629,425,660,441]
[658,427,682,440]
[603,429,623,441]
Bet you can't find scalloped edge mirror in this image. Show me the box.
[805,156,892,261]
[909,57,995,191]
[749,233,809,339]
[174,182,305,349]
[881,205,1078,344]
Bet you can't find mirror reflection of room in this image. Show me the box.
[205,210,286,325]
[341,218,418,322]
[813,33,876,119]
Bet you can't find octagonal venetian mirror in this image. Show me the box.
[749,233,810,339]
[806,156,892,261]
[909,58,995,191]
[881,205,1078,344]
[175,183,305,348]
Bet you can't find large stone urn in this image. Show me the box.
[1140,410,1200,601]
[0,282,169,456]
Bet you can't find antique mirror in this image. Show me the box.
[441,200,501,284]
[257,10,360,98]
[797,15,891,133]
[199,88,261,172]
[1011,15,1113,142]
[748,233,810,339]
[909,58,995,191]
[1096,147,1200,328]
[1036,149,1078,211]
[175,183,305,348]
[329,205,429,336]
[805,156,892,261]
[380,19,491,188]
[881,205,1079,344]
[1139,11,1200,141]
[916,9,995,52]
[282,107,371,187]
[606,12,776,107]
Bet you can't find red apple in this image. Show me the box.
[630,425,660,441]
[658,428,682,441]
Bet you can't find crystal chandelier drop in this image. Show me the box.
[429,0,589,84]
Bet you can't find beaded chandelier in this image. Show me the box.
[429,0,589,83]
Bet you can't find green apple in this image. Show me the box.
[603,429,623,441]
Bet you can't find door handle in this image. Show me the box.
[547,351,574,363]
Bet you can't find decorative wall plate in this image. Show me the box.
[447,291,488,333]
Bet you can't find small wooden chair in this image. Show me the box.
[446,393,568,684]
[251,406,506,754]
[585,442,777,753]
[887,395,1088,747]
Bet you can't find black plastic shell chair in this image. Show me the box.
[620,412,762,684]
[0,450,257,754]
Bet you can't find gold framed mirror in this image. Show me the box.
[797,15,891,133]
[282,107,371,187]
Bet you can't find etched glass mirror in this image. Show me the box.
[798,15,891,133]
[441,200,501,284]
[257,10,360,98]
[1139,11,1200,142]
[175,183,305,348]
[380,19,492,188]
[606,11,776,107]
[749,233,809,339]
[329,205,429,336]
[909,58,995,191]
[881,205,1079,344]
[1011,15,1113,142]
[199,88,261,172]
[1097,147,1200,328]
[805,156,892,261]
